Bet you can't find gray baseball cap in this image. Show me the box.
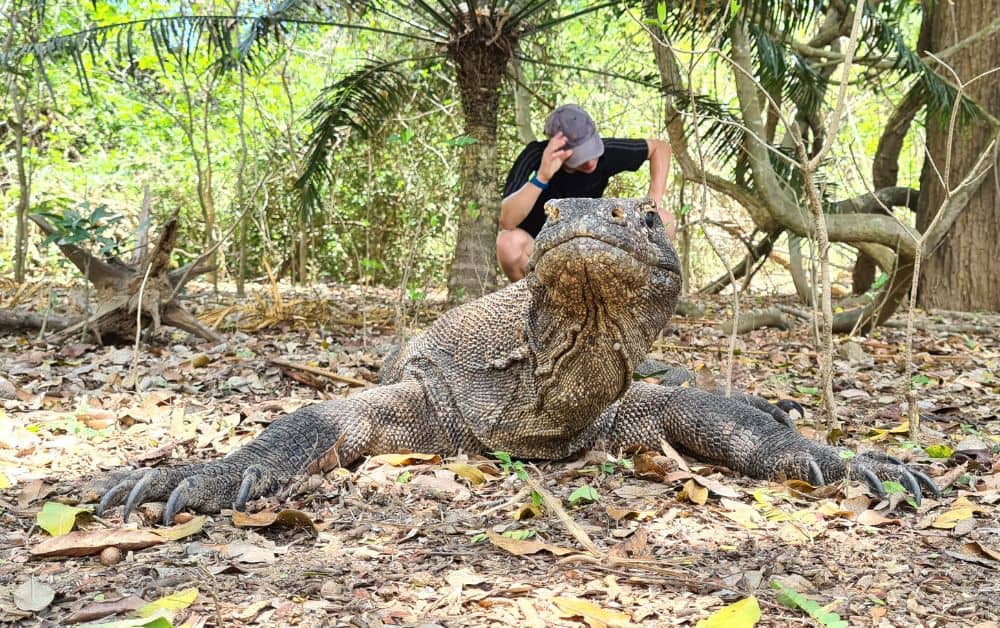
[543,104,604,168]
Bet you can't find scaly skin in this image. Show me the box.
[94,198,936,524]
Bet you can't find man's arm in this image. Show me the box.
[500,133,573,231]
[645,138,675,238]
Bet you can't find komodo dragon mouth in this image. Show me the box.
[538,232,680,274]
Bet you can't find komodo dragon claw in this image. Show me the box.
[849,451,941,503]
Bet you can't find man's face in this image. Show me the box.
[562,158,599,174]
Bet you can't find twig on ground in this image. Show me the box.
[269,358,369,388]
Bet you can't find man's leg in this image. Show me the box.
[496,228,535,281]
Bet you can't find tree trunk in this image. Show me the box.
[11,78,30,283]
[917,0,1000,312]
[445,43,508,302]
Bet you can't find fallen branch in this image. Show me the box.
[716,307,792,334]
[269,358,369,388]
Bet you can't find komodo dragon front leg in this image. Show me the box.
[605,382,939,501]
[96,380,449,524]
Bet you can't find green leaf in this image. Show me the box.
[656,1,666,24]
[881,481,905,495]
[911,374,933,386]
[445,135,477,147]
[925,444,954,459]
[568,485,599,505]
[697,596,760,627]
[36,502,92,537]
[135,587,199,619]
[795,386,819,395]
[772,580,848,628]
[397,470,411,484]
[501,529,535,540]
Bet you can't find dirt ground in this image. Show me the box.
[1,281,998,627]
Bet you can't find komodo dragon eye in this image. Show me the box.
[643,211,658,228]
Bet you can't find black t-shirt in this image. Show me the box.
[502,138,649,237]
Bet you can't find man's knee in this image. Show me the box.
[497,229,533,280]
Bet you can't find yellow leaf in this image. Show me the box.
[552,596,633,627]
[680,479,709,505]
[696,596,761,628]
[486,530,574,557]
[777,522,811,545]
[444,463,487,485]
[720,499,762,529]
[512,502,542,520]
[951,496,986,513]
[152,515,206,541]
[931,507,975,529]
[0,471,10,489]
[36,502,92,537]
[869,421,909,442]
[135,587,199,618]
[369,452,441,466]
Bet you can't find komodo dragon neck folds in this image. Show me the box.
[96,198,937,525]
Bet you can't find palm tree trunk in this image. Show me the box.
[445,46,508,302]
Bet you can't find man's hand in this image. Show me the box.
[537,132,574,182]
[651,198,676,239]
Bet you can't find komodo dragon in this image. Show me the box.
[95,198,937,525]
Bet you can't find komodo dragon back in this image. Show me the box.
[93,198,937,526]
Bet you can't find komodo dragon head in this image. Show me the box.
[528,197,682,310]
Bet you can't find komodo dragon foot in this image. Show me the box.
[606,381,939,503]
[96,381,435,525]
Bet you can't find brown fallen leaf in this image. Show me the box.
[633,451,675,481]
[659,438,690,472]
[226,541,276,564]
[62,595,146,624]
[605,506,656,522]
[368,452,441,466]
[486,530,575,557]
[855,509,903,526]
[30,516,205,558]
[231,509,318,535]
[962,541,1000,562]
[609,528,649,560]
[31,528,164,558]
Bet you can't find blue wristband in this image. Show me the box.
[529,175,549,190]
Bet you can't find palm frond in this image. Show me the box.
[16,9,441,91]
[747,23,788,92]
[294,58,427,215]
[514,53,660,88]
[861,1,978,123]
[525,1,623,37]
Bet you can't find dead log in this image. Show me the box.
[0,211,224,345]
[716,307,793,335]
